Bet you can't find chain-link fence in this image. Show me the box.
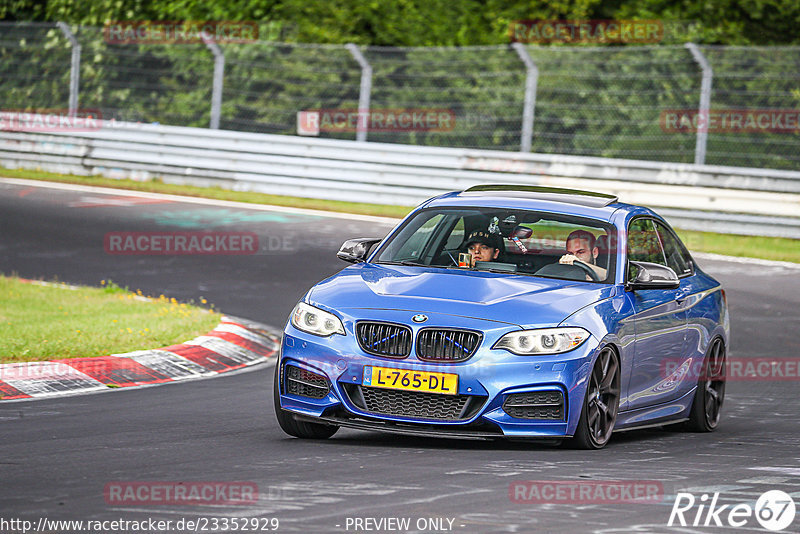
[2,22,799,170]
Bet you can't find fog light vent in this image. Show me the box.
[503,391,564,420]
[285,365,329,399]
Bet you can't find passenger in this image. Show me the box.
[559,230,607,280]
[465,230,502,264]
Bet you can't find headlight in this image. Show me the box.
[493,327,590,355]
[290,302,345,337]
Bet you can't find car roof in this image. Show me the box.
[422,185,644,222]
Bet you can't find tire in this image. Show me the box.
[273,361,339,439]
[569,347,621,449]
[685,338,726,432]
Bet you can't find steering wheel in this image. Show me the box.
[534,261,600,281]
[571,260,601,281]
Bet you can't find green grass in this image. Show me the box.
[0,275,222,363]
[2,167,799,264]
[675,230,800,263]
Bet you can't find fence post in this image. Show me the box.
[346,43,373,142]
[685,43,713,166]
[56,22,81,117]
[512,42,538,153]
[202,34,225,130]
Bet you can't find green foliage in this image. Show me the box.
[1,1,798,168]
[0,24,72,110]
[3,0,799,45]
[101,279,129,294]
[73,26,217,127]
[0,0,46,20]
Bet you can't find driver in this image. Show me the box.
[465,230,502,264]
[559,230,607,280]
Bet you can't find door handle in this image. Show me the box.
[675,289,691,304]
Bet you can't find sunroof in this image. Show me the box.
[460,185,619,207]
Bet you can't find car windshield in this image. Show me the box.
[375,207,616,283]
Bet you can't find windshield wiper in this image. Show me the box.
[378,260,429,267]
[378,260,469,270]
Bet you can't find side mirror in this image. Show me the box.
[337,238,381,263]
[627,261,680,290]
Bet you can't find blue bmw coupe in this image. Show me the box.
[274,186,728,448]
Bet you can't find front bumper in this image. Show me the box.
[277,323,600,439]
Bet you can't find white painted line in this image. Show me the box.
[212,322,276,346]
[116,350,216,379]
[221,315,283,339]
[17,279,81,290]
[736,476,791,484]
[748,466,800,476]
[5,377,108,397]
[0,361,107,396]
[0,360,100,381]
[0,177,401,225]
[184,336,267,365]
[7,178,798,267]
[693,252,800,269]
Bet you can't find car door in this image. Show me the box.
[652,220,707,401]
[625,217,689,410]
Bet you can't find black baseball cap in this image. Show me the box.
[466,230,500,249]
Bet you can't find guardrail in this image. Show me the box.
[1,119,799,238]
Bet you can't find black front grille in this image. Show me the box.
[356,322,412,358]
[503,391,564,420]
[343,384,484,421]
[416,328,482,362]
[284,365,329,399]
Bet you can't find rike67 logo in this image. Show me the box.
[669,490,796,531]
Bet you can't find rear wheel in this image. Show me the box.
[273,362,339,439]
[569,347,620,449]
[686,338,726,432]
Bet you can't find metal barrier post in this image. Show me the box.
[56,22,81,117]
[203,34,225,130]
[346,43,373,142]
[512,42,539,153]
[685,43,713,166]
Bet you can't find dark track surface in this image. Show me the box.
[2,179,799,534]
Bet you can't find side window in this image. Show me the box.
[627,218,666,279]
[655,222,694,277]
[393,214,443,260]
[444,217,465,250]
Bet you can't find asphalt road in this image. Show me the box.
[1,179,799,534]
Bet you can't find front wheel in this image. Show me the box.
[686,338,726,432]
[273,362,339,439]
[569,347,620,449]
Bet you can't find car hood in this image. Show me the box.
[307,263,616,328]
